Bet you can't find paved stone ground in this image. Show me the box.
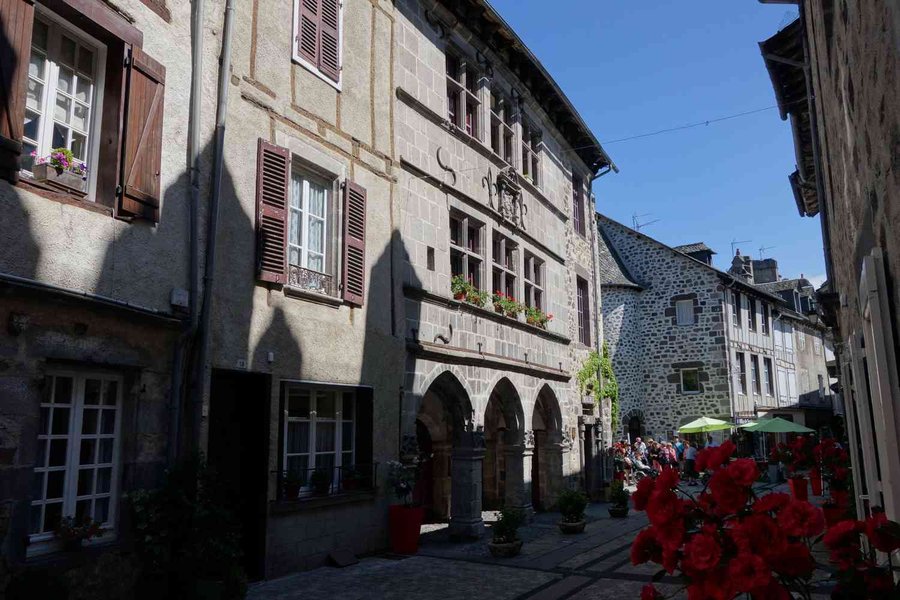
[248,481,835,600]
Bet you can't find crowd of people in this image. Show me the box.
[609,434,722,486]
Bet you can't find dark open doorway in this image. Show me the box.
[208,369,271,582]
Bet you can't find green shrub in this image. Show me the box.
[557,488,588,523]
[492,507,526,543]
[609,480,630,507]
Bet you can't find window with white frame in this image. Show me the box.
[797,329,807,350]
[289,168,331,276]
[732,291,741,328]
[681,369,700,394]
[521,119,541,186]
[751,355,761,395]
[490,90,516,165]
[21,14,105,186]
[450,212,483,290]
[446,51,479,138]
[523,251,544,310]
[30,371,121,552]
[675,299,694,325]
[747,297,757,331]
[283,386,355,491]
[736,352,747,394]
[492,231,517,299]
[761,304,770,335]
[763,358,774,396]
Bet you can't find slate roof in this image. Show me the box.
[673,242,716,255]
[755,278,813,294]
[596,226,642,289]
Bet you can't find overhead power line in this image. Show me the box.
[600,105,779,145]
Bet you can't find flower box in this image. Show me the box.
[32,163,87,197]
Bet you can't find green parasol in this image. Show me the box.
[738,417,814,433]
[677,417,735,433]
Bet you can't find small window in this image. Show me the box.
[524,251,544,310]
[446,50,479,138]
[681,369,700,394]
[30,371,122,555]
[675,299,694,325]
[763,358,774,396]
[732,292,741,328]
[491,232,517,299]
[287,168,337,295]
[736,352,747,395]
[761,304,770,335]
[450,212,483,290]
[750,355,761,395]
[814,335,822,354]
[576,276,591,345]
[572,174,585,236]
[293,0,342,84]
[747,297,757,331]
[521,119,541,186]
[490,90,515,165]
[797,330,807,350]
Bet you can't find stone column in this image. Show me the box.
[544,443,565,509]
[432,442,452,521]
[449,438,485,540]
[503,443,534,518]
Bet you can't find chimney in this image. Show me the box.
[729,249,753,282]
[751,258,779,284]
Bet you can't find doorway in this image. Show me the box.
[208,369,270,581]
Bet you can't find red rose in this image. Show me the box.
[682,533,722,575]
[647,488,683,527]
[751,492,790,514]
[777,499,825,538]
[655,519,685,553]
[708,470,749,514]
[726,458,759,487]
[823,519,864,570]
[865,511,900,553]
[661,544,680,573]
[632,476,655,511]
[732,514,786,561]
[726,553,771,595]
[631,527,662,565]
[641,584,664,600]
[656,466,680,490]
[771,542,815,578]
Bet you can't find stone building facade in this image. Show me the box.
[393,0,614,535]
[759,1,900,524]
[598,215,834,442]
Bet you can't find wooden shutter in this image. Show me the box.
[0,0,34,183]
[297,0,319,65]
[342,180,366,306]
[118,46,165,221]
[318,0,340,82]
[255,139,290,284]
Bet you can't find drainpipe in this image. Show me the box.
[193,0,236,450]
[167,0,206,465]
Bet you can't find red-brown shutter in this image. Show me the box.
[0,0,34,183]
[297,0,319,65]
[118,46,165,221]
[342,180,366,305]
[256,139,289,284]
[318,0,340,82]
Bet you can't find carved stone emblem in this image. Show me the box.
[523,429,535,449]
[483,166,527,230]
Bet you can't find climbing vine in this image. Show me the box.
[576,343,620,433]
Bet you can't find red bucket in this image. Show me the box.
[789,476,809,502]
[389,505,425,554]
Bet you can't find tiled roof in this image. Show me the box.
[755,278,813,294]
[673,242,716,255]
[596,226,642,289]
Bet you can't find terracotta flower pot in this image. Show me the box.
[789,476,809,502]
[488,539,522,558]
[810,469,823,496]
[453,292,466,301]
[388,504,424,554]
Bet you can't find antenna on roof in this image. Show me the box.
[759,245,777,259]
[632,212,660,231]
[731,239,752,256]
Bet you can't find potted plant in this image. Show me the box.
[466,288,488,308]
[525,306,553,329]
[608,480,630,518]
[556,488,588,534]
[491,292,523,318]
[488,507,525,557]
[342,467,364,492]
[282,472,302,500]
[30,148,88,195]
[310,468,331,495]
[55,515,105,552]
[828,467,851,507]
[451,275,469,301]
[387,460,424,554]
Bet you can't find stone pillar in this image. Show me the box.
[503,443,534,518]
[432,442,452,521]
[544,443,565,509]
[449,440,485,540]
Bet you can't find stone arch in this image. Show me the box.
[483,377,527,510]
[531,384,564,511]
[623,408,645,442]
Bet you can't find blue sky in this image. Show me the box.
[489,0,827,285]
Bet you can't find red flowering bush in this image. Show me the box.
[630,440,829,599]
[823,509,900,599]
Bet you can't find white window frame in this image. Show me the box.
[29,370,123,556]
[523,251,544,310]
[681,369,701,394]
[747,297,757,331]
[675,299,694,326]
[23,8,107,201]
[520,116,541,187]
[445,48,480,139]
[732,291,741,328]
[289,168,331,276]
[449,211,484,290]
[761,304,770,335]
[736,352,747,395]
[291,0,343,90]
[490,88,516,166]
[763,358,774,397]
[283,386,355,495]
[492,231,518,299]
[750,355,761,396]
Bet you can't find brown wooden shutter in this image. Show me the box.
[118,46,165,221]
[255,139,289,284]
[297,0,319,65]
[318,0,340,82]
[0,0,34,183]
[342,180,366,305]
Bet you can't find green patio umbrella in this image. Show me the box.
[739,417,814,434]
[678,417,735,433]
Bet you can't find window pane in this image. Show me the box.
[100,409,115,435]
[22,142,37,171]
[75,78,91,103]
[342,422,353,451]
[51,407,69,435]
[287,422,309,454]
[32,20,48,50]
[77,47,93,76]
[82,409,98,434]
[342,452,353,468]
[77,468,94,496]
[71,132,86,160]
[342,393,354,420]
[84,379,101,405]
[314,452,335,472]
[39,407,50,435]
[57,66,74,95]
[54,377,73,404]
[94,497,109,523]
[307,253,323,273]
[80,439,96,465]
[286,455,308,480]
[103,381,117,406]
[76,499,91,523]
[30,505,42,535]
[288,392,310,418]
[315,421,335,452]
[49,439,68,467]
[96,467,111,494]
[36,440,47,467]
[46,470,65,499]
[32,472,44,500]
[308,183,325,217]
[307,217,323,254]
[60,36,76,66]
[51,123,67,149]
[288,246,301,267]
[289,209,301,246]
[98,438,113,464]
[29,52,46,80]
[43,502,62,532]
[316,392,336,419]
[55,93,71,123]
[72,103,88,132]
